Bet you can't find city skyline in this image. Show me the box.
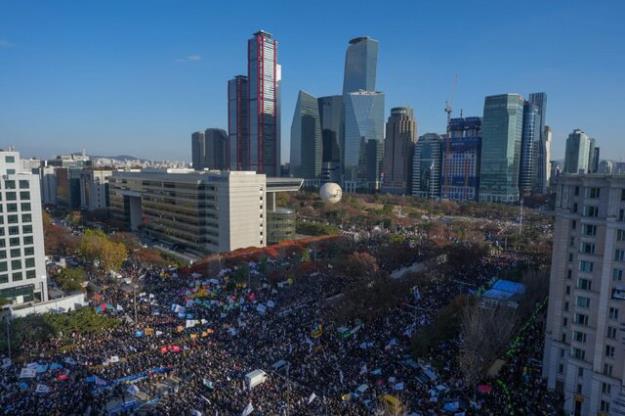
[1,1,624,162]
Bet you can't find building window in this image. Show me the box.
[12,271,22,281]
[22,225,32,234]
[572,220,577,230]
[602,383,612,395]
[606,345,615,358]
[620,209,625,222]
[10,248,20,258]
[19,191,30,201]
[609,307,619,320]
[6,192,16,201]
[21,203,31,211]
[575,313,589,326]
[581,242,595,254]
[563,317,568,327]
[18,180,29,189]
[613,269,623,281]
[23,236,33,245]
[22,214,31,223]
[566,285,571,295]
[564,301,569,311]
[579,260,594,273]
[604,363,613,376]
[588,187,600,198]
[24,247,34,256]
[576,296,590,309]
[0,262,6,272]
[574,331,587,343]
[25,269,36,279]
[11,259,21,270]
[9,237,19,246]
[573,203,578,213]
[615,249,625,262]
[7,203,17,212]
[573,348,585,361]
[577,367,584,377]
[583,224,597,236]
[24,257,34,268]
[607,326,617,339]
[574,186,580,196]
[5,180,15,189]
[584,205,599,217]
[601,400,611,413]
[7,215,17,224]
[618,229,625,241]
[8,226,18,236]
[0,274,6,284]
[5,156,15,163]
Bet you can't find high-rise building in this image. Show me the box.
[248,30,281,177]
[412,133,443,199]
[519,101,540,197]
[543,175,625,416]
[381,107,417,195]
[564,129,592,174]
[0,150,48,304]
[79,169,112,212]
[529,92,547,139]
[534,125,552,194]
[192,129,229,170]
[588,138,600,174]
[191,130,205,170]
[318,95,343,183]
[441,117,482,201]
[289,90,322,179]
[478,94,524,203]
[343,37,378,94]
[228,75,249,170]
[343,90,385,189]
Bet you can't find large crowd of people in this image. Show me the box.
[0,231,561,415]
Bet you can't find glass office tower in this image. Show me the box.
[318,95,343,182]
[412,133,443,199]
[228,75,249,170]
[343,90,385,185]
[289,90,322,179]
[343,37,379,94]
[478,94,524,203]
[248,31,281,176]
[519,101,539,197]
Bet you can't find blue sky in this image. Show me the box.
[1,0,624,162]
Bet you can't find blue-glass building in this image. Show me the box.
[289,90,322,179]
[343,37,378,94]
[519,101,539,197]
[441,117,481,201]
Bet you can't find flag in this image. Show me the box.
[19,368,36,378]
[308,392,317,404]
[241,402,254,416]
[412,286,421,302]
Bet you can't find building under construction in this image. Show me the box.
[440,117,482,201]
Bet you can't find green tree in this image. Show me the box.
[55,267,86,292]
[80,229,128,271]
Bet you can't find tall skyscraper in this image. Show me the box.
[588,138,600,174]
[441,117,482,201]
[564,129,592,174]
[0,149,48,304]
[248,30,281,177]
[228,75,249,170]
[478,94,524,203]
[192,130,205,170]
[543,175,625,416]
[289,90,322,179]
[343,37,378,94]
[192,129,229,170]
[343,90,385,188]
[529,92,547,139]
[318,95,343,182]
[381,107,417,194]
[412,133,443,199]
[534,125,552,194]
[519,101,540,197]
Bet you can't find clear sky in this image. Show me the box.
[1,0,624,163]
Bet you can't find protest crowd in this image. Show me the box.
[0,227,561,416]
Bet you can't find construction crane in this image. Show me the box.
[444,74,459,133]
[442,74,459,198]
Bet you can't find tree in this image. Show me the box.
[342,251,380,281]
[458,300,517,387]
[80,229,128,271]
[55,267,86,292]
[43,211,79,256]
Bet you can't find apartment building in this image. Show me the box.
[544,175,625,416]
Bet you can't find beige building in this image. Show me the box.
[109,170,301,255]
[544,174,625,416]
